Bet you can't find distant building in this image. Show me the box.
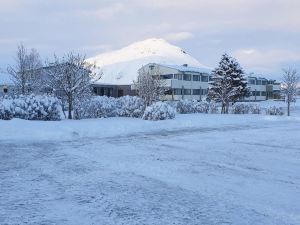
[246,76,281,101]
[0,72,14,96]
[138,63,211,101]
[0,62,282,101]
[138,63,282,101]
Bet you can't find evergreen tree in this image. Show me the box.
[208,53,249,114]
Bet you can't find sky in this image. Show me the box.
[0,0,300,80]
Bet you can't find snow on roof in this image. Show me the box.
[89,38,210,85]
[153,63,211,74]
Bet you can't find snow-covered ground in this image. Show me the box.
[1,101,300,224]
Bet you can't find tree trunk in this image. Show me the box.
[68,95,72,119]
[288,101,290,116]
[221,103,225,114]
[225,102,230,114]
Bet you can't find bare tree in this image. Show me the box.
[134,67,167,106]
[7,43,42,95]
[281,68,299,116]
[44,52,101,119]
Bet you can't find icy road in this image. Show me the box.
[1,114,300,224]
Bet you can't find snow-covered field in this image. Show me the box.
[1,101,300,224]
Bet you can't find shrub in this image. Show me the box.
[231,103,250,114]
[176,99,194,114]
[0,95,62,121]
[117,96,145,118]
[13,94,62,121]
[249,104,261,114]
[209,101,219,114]
[194,101,209,113]
[0,97,14,120]
[76,96,118,119]
[143,102,176,121]
[266,106,284,116]
[177,100,210,114]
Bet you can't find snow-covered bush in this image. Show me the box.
[117,96,145,118]
[165,101,178,110]
[176,100,195,114]
[0,95,62,121]
[194,101,209,113]
[143,101,175,121]
[231,103,250,114]
[76,96,118,119]
[266,106,284,116]
[249,104,261,114]
[209,101,219,114]
[12,94,62,121]
[0,97,14,120]
[177,100,212,114]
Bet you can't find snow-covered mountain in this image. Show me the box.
[88,38,208,85]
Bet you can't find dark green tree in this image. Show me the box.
[208,53,249,113]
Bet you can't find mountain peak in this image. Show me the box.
[89,38,207,85]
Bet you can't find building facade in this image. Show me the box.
[0,72,14,97]
[138,63,282,101]
[0,63,282,101]
[138,63,212,101]
[246,76,281,101]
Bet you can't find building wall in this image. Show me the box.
[139,63,211,101]
[0,85,13,97]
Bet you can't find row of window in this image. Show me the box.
[251,91,267,97]
[166,88,209,95]
[248,79,268,85]
[160,74,212,82]
[93,87,114,97]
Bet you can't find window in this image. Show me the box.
[184,74,191,81]
[173,89,182,95]
[201,75,208,82]
[3,87,8,93]
[118,89,124,97]
[209,76,213,81]
[256,91,261,96]
[249,79,255,85]
[161,74,173,79]
[192,89,200,95]
[164,89,172,95]
[201,89,208,95]
[184,89,191,95]
[261,91,266,96]
[262,80,267,85]
[174,74,183,80]
[256,80,262,85]
[252,91,256,96]
[193,75,200,81]
[93,87,98,94]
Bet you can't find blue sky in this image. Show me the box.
[1,0,300,80]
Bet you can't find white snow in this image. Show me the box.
[1,101,300,224]
[88,38,209,85]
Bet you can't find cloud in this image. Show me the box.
[80,3,126,20]
[1,0,300,78]
[164,32,194,42]
[233,48,300,76]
